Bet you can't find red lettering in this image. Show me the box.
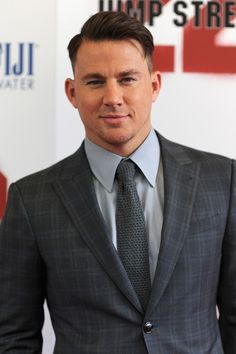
[153,45,175,71]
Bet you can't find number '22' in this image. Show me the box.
[153,0,236,73]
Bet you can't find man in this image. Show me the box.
[0,11,235,354]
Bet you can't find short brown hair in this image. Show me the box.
[67,11,154,72]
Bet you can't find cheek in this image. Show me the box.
[130,88,153,112]
[78,96,100,116]
[132,83,153,102]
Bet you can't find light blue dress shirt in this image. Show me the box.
[84,129,164,283]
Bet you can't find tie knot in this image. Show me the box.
[116,159,136,183]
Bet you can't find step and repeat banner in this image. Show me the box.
[0,0,57,218]
[1,1,236,352]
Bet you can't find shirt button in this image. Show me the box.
[143,321,153,334]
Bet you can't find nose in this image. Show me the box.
[103,81,123,107]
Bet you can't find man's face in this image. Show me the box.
[65,39,161,156]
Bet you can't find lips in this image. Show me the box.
[99,114,129,124]
[100,114,128,119]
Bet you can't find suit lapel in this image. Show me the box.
[52,136,201,317]
[53,145,143,314]
[146,135,201,317]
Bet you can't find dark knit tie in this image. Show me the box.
[116,159,151,310]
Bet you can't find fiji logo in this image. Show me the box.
[0,42,37,90]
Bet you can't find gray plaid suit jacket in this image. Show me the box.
[0,133,236,354]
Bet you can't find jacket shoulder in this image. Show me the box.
[158,133,233,167]
[15,143,87,192]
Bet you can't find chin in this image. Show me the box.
[102,132,134,146]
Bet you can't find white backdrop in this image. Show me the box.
[1,1,236,353]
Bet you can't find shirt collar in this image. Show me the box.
[84,129,160,192]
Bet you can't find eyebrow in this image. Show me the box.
[80,70,142,82]
[117,70,142,77]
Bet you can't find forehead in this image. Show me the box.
[74,39,147,72]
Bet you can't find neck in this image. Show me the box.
[90,132,151,157]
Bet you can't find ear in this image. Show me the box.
[65,78,78,108]
[151,71,161,102]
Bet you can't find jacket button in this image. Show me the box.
[143,321,153,334]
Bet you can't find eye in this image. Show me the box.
[120,77,136,84]
[86,80,104,86]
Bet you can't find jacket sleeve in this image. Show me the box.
[0,183,46,354]
[217,159,236,354]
